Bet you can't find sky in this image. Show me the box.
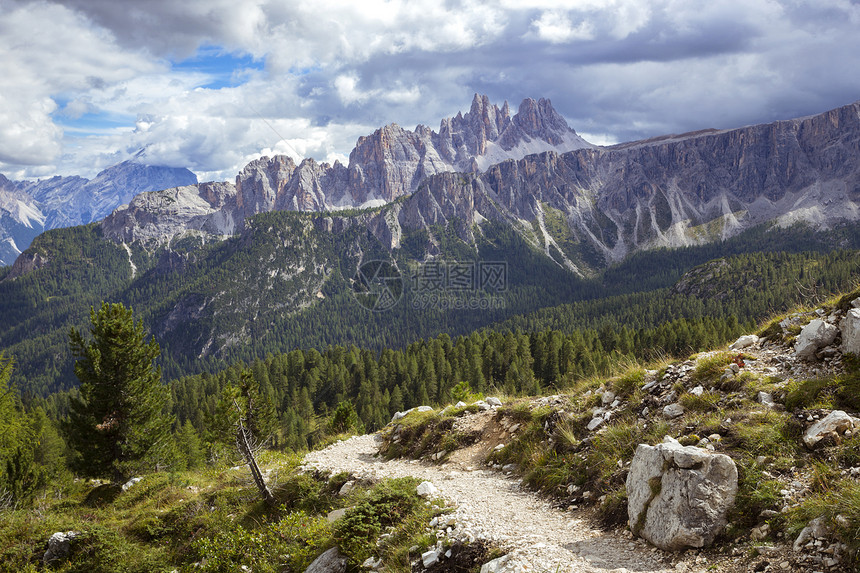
[1,0,859,182]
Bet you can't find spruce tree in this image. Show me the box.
[65,302,173,483]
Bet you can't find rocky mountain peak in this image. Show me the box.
[512,97,570,145]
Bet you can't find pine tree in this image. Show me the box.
[65,303,173,483]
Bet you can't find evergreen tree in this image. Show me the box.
[65,303,173,483]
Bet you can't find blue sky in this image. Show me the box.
[2,0,860,181]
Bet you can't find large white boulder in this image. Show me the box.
[840,308,860,355]
[794,319,839,360]
[803,410,860,449]
[626,437,738,551]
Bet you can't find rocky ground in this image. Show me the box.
[301,300,860,573]
[304,433,706,573]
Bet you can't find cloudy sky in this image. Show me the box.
[2,0,859,182]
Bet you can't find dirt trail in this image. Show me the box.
[303,434,711,573]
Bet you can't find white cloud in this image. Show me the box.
[1,0,860,183]
[530,10,595,43]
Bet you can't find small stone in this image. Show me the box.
[803,410,860,449]
[690,386,704,396]
[416,481,438,497]
[326,508,348,523]
[486,397,503,407]
[730,334,759,350]
[122,476,143,491]
[422,549,440,568]
[43,531,80,564]
[663,403,685,419]
[758,392,776,409]
[305,547,348,573]
[480,555,510,573]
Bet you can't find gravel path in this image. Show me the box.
[302,434,705,573]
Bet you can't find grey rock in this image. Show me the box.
[663,403,685,419]
[601,390,616,406]
[795,319,839,360]
[626,436,738,551]
[338,480,355,496]
[840,308,860,355]
[422,549,440,568]
[758,392,776,409]
[326,508,348,523]
[481,555,511,573]
[486,396,503,407]
[304,547,348,573]
[122,476,143,491]
[793,517,829,552]
[730,334,759,350]
[43,531,81,564]
[803,410,860,449]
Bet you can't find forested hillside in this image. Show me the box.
[2,209,859,399]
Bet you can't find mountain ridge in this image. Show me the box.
[91,97,860,279]
[0,159,198,264]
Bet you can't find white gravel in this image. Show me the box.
[302,434,703,573]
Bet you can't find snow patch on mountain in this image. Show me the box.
[474,130,592,171]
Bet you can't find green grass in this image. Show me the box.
[0,453,449,573]
[690,352,734,384]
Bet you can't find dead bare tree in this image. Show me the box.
[233,399,276,507]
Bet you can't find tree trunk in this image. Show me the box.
[234,400,276,506]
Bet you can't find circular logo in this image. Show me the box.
[351,259,403,311]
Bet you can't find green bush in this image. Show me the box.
[190,511,331,573]
[333,478,432,565]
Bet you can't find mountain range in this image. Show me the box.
[93,95,860,277]
[2,94,860,395]
[0,158,197,265]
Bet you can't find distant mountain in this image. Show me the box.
[101,97,860,276]
[0,159,197,264]
[99,95,592,248]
